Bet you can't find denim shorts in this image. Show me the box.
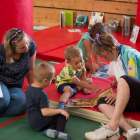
[57,83,78,97]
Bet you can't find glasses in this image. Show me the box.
[101,51,110,59]
[10,28,23,44]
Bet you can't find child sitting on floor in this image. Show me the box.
[77,22,110,77]
[26,62,71,140]
[55,45,103,110]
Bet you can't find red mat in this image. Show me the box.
[37,43,77,62]
[22,62,140,126]
[33,26,88,60]
[34,27,140,62]
[112,32,140,52]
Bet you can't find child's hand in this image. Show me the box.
[60,110,69,120]
[87,70,96,77]
[83,88,92,94]
[92,85,104,93]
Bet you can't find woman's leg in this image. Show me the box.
[0,87,26,117]
[99,104,132,132]
[107,77,131,131]
[0,81,10,114]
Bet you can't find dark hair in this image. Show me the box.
[88,22,110,40]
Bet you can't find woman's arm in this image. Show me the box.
[27,52,36,85]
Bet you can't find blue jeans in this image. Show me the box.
[0,81,26,117]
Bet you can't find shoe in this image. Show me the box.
[85,123,120,140]
[52,75,57,83]
[123,128,140,140]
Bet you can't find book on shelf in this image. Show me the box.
[60,11,73,28]
[92,65,110,79]
[68,88,113,107]
[108,17,120,33]
[74,14,88,28]
[122,15,130,36]
[130,25,140,44]
[88,12,104,29]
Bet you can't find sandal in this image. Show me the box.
[52,75,57,83]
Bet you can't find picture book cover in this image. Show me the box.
[60,11,73,28]
[74,14,88,28]
[108,18,120,33]
[122,15,130,36]
[68,88,113,107]
[92,65,110,79]
[68,29,81,32]
[130,25,140,44]
[88,12,104,29]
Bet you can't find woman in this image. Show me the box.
[85,33,140,140]
[0,28,37,117]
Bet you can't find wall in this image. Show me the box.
[33,0,137,31]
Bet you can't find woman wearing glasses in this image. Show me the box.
[0,28,37,117]
[85,33,140,140]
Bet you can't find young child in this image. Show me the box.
[26,63,71,140]
[77,22,110,77]
[55,45,103,110]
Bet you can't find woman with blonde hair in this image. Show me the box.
[0,28,37,117]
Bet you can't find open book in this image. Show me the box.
[68,88,113,107]
[92,65,110,79]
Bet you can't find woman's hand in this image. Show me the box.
[105,94,116,105]
[111,81,117,87]
[96,61,106,67]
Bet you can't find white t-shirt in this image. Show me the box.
[107,55,126,81]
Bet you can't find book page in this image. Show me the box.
[0,85,3,98]
[68,88,113,107]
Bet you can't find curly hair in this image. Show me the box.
[64,45,83,61]
[3,28,31,64]
[92,33,120,55]
[88,22,110,40]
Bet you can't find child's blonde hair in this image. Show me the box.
[34,62,55,83]
[64,45,83,61]
[92,33,120,55]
